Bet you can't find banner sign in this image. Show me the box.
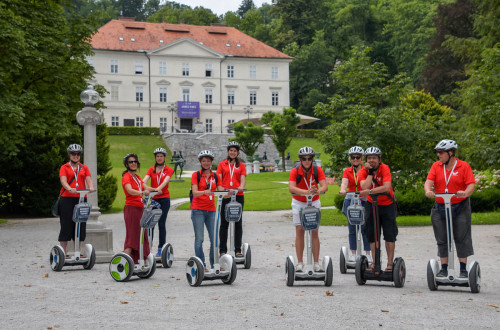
[177,101,199,118]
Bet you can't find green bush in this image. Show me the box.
[395,187,434,216]
[108,127,161,135]
[470,187,500,212]
[295,129,320,138]
[334,193,345,210]
[97,174,118,212]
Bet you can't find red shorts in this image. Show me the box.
[123,205,150,263]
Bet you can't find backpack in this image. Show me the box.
[294,163,319,185]
[189,170,219,202]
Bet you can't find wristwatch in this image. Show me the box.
[369,189,372,195]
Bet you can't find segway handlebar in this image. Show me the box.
[291,192,325,196]
[434,193,457,204]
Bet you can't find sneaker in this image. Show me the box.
[348,255,356,263]
[437,269,448,277]
[314,263,323,272]
[459,270,468,278]
[156,248,161,257]
[366,254,373,264]
[295,262,304,272]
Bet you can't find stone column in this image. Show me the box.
[76,106,114,263]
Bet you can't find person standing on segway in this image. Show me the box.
[217,141,247,258]
[143,147,173,257]
[288,147,328,272]
[358,147,398,272]
[58,144,95,257]
[339,146,372,263]
[424,139,475,278]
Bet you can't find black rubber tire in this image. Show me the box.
[244,245,252,269]
[325,258,333,287]
[355,255,367,285]
[286,257,295,287]
[109,253,134,282]
[393,257,406,288]
[223,257,237,284]
[137,256,157,279]
[161,243,173,268]
[83,246,96,270]
[339,248,347,274]
[50,245,65,272]
[427,261,438,291]
[186,257,204,287]
[469,262,481,294]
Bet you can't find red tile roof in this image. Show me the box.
[91,18,292,59]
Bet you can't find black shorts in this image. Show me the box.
[58,196,86,242]
[364,202,398,243]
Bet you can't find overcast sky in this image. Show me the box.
[172,0,272,16]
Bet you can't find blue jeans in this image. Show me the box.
[342,196,370,251]
[152,198,170,249]
[191,209,215,268]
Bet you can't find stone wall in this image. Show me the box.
[163,133,279,170]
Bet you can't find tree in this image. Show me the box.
[238,0,255,18]
[262,108,300,171]
[96,123,117,212]
[231,122,264,160]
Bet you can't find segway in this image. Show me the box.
[285,193,333,287]
[109,191,162,282]
[186,190,237,287]
[427,193,480,293]
[355,193,405,288]
[145,198,174,268]
[339,191,369,273]
[225,189,251,269]
[50,189,96,271]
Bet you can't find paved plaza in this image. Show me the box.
[1,207,499,329]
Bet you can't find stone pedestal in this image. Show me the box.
[245,162,253,174]
[253,160,260,174]
[315,159,322,168]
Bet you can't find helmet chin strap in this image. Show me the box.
[443,152,452,166]
[70,160,79,165]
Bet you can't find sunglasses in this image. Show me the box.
[350,156,361,160]
[128,160,138,164]
[436,150,446,154]
[301,157,313,161]
[70,152,81,156]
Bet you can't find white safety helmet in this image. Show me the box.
[434,139,458,151]
[227,141,240,151]
[348,146,364,155]
[197,150,214,160]
[154,147,167,156]
[298,146,315,157]
[364,146,382,157]
[67,144,83,153]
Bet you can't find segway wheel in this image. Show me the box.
[355,255,367,285]
[83,246,96,270]
[223,258,237,284]
[109,253,134,282]
[50,245,65,272]
[285,257,295,287]
[325,258,333,287]
[137,255,157,279]
[186,257,204,287]
[427,261,437,291]
[244,245,252,269]
[339,248,347,274]
[469,262,481,294]
[393,257,406,288]
[161,243,174,268]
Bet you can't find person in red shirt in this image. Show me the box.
[288,147,328,272]
[191,150,223,270]
[122,153,155,263]
[217,141,247,257]
[424,139,475,278]
[359,147,398,272]
[58,144,95,256]
[339,146,371,263]
[143,147,173,256]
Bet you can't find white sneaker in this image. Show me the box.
[314,263,323,272]
[348,255,356,262]
[366,254,373,264]
[295,262,304,272]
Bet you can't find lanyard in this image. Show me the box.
[352,166,359,190]
[203,171,213,200]
[131,174,142,193]
[443,160,457,193]
[156,166,164,187]
[69,163,81,189]
[302,168,314,191]
[228,161,236,186]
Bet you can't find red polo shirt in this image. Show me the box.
[216,159,247,196]
[59,162,91,197]
[342,166,363,192]
[122,172,144,208]
[426,158,475,204]
[146,165,174,199]
[289,165,326,202]
[359,164,394,206]
[191,170,220,211]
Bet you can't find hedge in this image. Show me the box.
[108,127,161,135]
[295,129,320,138]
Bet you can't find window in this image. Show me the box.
[135,87,144,102]
[182,63,189,76]
[227,90,235,105]
[135,117,144,127]
[159,61,167,75]
[272,66,279,80]
[111,85,119,101]
[272,91,279,106]
[182,88,190,102]
[135,62,143,75]
[110,59,118,73]
[205,64,213,77]
[249,65,256,79]
[205,118,213,133]
[227,65,234,78]
[111,116,119,127]
[228,119,235,125]
[205,89,213,104]
[250,90,257,105]
[160,117,167,133]
[159,87,167,103]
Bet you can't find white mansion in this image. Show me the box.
[89,18,292,133]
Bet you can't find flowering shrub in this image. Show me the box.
[391,170,427,192]
[473,169,500,192]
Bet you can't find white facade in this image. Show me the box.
[89,38,291,133]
